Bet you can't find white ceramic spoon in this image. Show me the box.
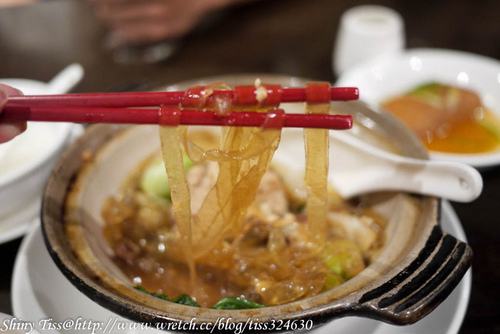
[45,63,85,94]
[0,63,84,96]
[273,129,483,202]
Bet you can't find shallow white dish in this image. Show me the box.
[0,70,84,244]
[336,48,500,169]
[0,120,83,244]
[12,201,471,334]
[0,196,40,245]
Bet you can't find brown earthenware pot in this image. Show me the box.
[41,75,471,333]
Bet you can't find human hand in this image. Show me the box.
[0,84,27,143]
[89,0,237,46]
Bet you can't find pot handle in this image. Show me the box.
[355,225,472,324]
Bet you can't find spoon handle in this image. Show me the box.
[386,158,483,202]
[46,63,84,94]
[330,131,483,202]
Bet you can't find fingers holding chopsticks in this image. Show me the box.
[0,84,27,143]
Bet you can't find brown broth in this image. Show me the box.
[102,146,386,307]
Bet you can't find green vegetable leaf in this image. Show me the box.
[171,294,201,307]
[183,153,196,170]
[140,159,171,199]
[134,286,263,309]
[134,285,150,294]
[409,82,442,96]
[322,272,345,292]
[134,286,201,307]
[211,297,265,310]
[324,255,348,280]
[408,82,444,107]
[478,118,500,141]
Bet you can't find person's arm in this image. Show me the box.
[89,0,255,45]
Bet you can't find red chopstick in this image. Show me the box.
[2,83,356,129]
[1,106,353,130]
[5,86,358,109]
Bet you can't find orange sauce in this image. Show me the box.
[382,83,500,154]
[424,109,500,153]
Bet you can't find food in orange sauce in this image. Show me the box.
[383,83,500,154]
[101,82,386,308]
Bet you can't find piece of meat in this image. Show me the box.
[327,212,378,252]
[186,161,289,223]
[254,170,289,219]
[114,238,141,262]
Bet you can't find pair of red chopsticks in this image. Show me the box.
[2,83,358,130]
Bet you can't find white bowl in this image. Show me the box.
[336,48,500,169]
[0,78,83,243]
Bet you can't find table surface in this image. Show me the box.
[0,0,499,333]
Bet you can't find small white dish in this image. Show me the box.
[0,122,83,243]
[0,64,84,244]
[11,201,470,334]
[336,48,500,169]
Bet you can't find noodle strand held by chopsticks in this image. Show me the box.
[160,83,282,262]
[304,83,330,249]
[190,126,281,258]
[159,107,195,287]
